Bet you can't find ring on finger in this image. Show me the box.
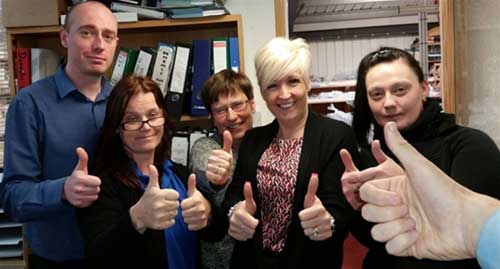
[353,182,361,193]
[240,223,245,234]
[313,226,319,238]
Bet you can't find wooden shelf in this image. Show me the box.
[6,15,244,97]
[6,15,244,124]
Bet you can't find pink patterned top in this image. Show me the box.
[256,137,303,252]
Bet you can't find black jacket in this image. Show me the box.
[212,112,358,269]
[78,162,197,268]
[356,99,500,269]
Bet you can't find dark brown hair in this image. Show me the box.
[352,47,424,146]
[201,69,254,113]
[93,75,170,189]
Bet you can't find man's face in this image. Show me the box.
[60,3,118,77]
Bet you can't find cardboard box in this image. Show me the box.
[2,0,67,28]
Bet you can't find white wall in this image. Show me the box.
[309,35,417,81]
[225,0,277,126]
[454,0,500,147]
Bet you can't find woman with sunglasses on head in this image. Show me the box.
[209,37,358,269]
[189,69,255,269]
[78,75,212,268]
[340,47,500,269]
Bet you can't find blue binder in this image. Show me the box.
[229,37,240,72]
[190,40,211,116]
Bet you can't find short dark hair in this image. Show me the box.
[201,69,254,113]
[93,75,170,189]
[352,47,424,146]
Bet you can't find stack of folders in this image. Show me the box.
[108,37,240,119]
[171,128,215,167]
[109,0,229,20]
[13,48,62,91]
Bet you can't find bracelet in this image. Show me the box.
[227,202,240,221]
[330,215,336,233]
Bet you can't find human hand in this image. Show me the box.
[63,147,101,208]
[228,182,259,241]
[129,165,179,233]
[340,149,364,210]
[181,174,211,231]
[341,142,404,211]
[360,122,500,260]
[299,173,334,241]
[206,130,233,185]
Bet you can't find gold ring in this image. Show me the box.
[313,227,319,237]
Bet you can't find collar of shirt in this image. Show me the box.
[54,65,112,102]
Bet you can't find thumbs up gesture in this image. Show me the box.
[360,122,500,260]
[181,174,212,231]
[206,130,233,185]
[129,165,180,234]
[340,141,404,210]
[299,174,334,241]
[228,182,259,241]
[63,147,101,208]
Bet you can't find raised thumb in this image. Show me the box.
[371,140,388,164]
[243,181,256,214]
[146,164,160,190]
[304,173,318,208]
[384,121,437,187]
[187,173,196,196]
[340,149,357,172]
[222,130,233,153]
[74,147,88,174]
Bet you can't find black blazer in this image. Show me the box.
[217,112,359,269]
[78,162,193,268]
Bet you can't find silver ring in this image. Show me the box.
[240,224,245,234]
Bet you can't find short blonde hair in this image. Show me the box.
[254,37,311,90]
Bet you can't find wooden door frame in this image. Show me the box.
[274,0,286,36]
[440,0,455,113]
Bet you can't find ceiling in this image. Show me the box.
[290,0,439,33]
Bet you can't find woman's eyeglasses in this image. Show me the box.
[211,100,249,118]
[120,116,165,131]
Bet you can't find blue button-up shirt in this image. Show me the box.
[0,66,111,261]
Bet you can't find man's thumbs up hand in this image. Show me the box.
[63,147,101,208]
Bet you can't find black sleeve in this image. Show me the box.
[447,128,500,198]
[317,123,358,238]
[77,173,154,262]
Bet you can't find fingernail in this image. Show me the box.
[387,121,397,132]
[311,173,318,177]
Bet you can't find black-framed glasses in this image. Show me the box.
[211,100,249,118]
[120,116,165,131]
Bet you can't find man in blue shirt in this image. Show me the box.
[359,122,500,269]
[0,1,118,268]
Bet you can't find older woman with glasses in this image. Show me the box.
[78,75,212,268]
[190,69,255,269]
[209,37,358,269]
[340,47,500,269]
